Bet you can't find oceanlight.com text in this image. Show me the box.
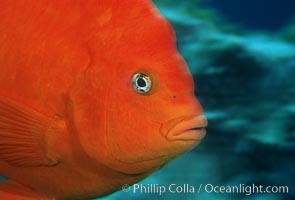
[121,183,289,196]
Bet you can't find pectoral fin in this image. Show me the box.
[0,181,48,199]
[0,96,60,167]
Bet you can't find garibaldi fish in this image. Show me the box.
[0,0,208,199]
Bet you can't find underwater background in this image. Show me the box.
[103,0,295,200]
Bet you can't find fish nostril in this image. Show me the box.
[173,95,176,99]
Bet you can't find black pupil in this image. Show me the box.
[137,78,147,87]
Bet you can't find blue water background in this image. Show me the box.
[204,0,295,31]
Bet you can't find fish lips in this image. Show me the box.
[161,115,208,141]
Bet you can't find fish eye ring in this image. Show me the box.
[132,73,152,94]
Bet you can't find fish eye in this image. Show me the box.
[132,73,152,94]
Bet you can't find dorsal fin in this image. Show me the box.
[0,96,60,167]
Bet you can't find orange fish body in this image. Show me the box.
[0,0,207,199]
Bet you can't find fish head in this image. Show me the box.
[73,0,207,175]
[104,57,207,174]
[100,8,207,174]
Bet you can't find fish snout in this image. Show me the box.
[161,115,208,141]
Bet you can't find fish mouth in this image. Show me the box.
[161,115,208,141]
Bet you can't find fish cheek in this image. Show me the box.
[105,92,166,167]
